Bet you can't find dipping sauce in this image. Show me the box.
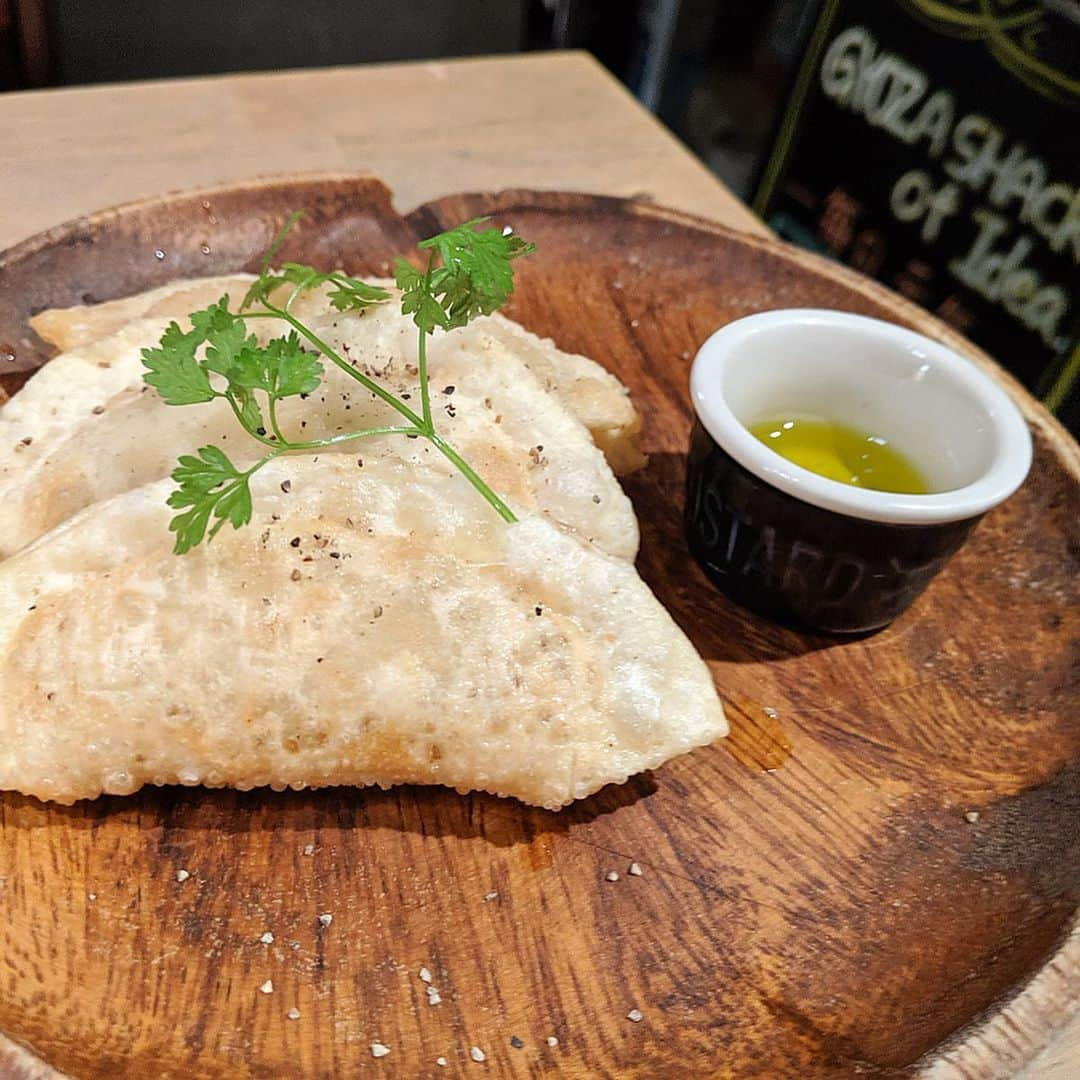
[748,415,929,494]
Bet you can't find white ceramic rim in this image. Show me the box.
[689,309,1034,526]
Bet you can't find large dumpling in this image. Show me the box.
[0,455,726,809]
[30,275,645,474]
[0,311,639,561]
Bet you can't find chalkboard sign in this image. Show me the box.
[754,0,1080,435]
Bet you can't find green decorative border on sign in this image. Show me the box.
[899,0,1080,104]
[751,0,842,218]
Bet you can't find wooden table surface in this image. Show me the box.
[0,50,1074,1079]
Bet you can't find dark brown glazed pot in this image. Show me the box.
[685,308,1033,633]
[685,418,981,633]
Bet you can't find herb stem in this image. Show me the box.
[417,252,436,429]
[223,394,278,448]
[418,329,432,431]
[244,309,426,430]
[267,396,287,444]
[428,432,517,523]
[282,425,419,452]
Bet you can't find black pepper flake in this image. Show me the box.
[27,604,36,611]
[316,657,324,663]
[401,392,411,400]
[443,385,455,395]
[256,426,267,436]
[510,1036,524,1050]
[329,551,341,559]
[280,480,292,493]
[290,537,301,548]
[357,457,363,468]
[20,436,32,446]
[535,606,543,616]
[290,569,302,581]
[406,433,419,440]
[445,403,456,418]
[592,494,602,504]
[92,405,106,415]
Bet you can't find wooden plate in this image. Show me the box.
[0,176,1076,1080]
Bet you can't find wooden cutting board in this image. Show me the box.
[0,176,1076,1080]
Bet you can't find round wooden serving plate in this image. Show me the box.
[0,176,1076,1080]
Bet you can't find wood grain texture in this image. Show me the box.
[0,51,765,254]
[0,179,1076,1079]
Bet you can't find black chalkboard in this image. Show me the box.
[754,0,1080,434]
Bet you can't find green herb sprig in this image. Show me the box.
[141,213,534,553]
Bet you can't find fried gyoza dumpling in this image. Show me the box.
[0,316,638,561]
[0,456,726,809]
[30,275,645,475]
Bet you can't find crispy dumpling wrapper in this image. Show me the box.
[29,275,645,475]
[0,312,638,561]
[28,274,259,352]
[0,456,726,809]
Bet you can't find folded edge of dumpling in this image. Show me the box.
[0,455,725,809]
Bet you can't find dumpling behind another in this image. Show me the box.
[0,314,639,561]
[30,275,645,475]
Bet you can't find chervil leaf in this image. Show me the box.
[166,445,253,554]
[326,274,392,312]
[228,332,323,398]
[202,315,257,378]
[140,322,215,405]
[395,257,449,334]
[416,217,534,325]
[231,388,264,433]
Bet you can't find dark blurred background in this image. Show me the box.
[1,0,1076,427]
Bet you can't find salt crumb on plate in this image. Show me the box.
[175,869,190,883]
[419,966,432,984]
[605,870,620,882]
[484,891,499,902]
[287,1007,301,1020]
[965,810,980,824]
[435,1057,447,1067]
[628,863,643,877]
[426,986,442,1005]
[546,1035,559,1047]
[627,1008,644,1023]
[260,932,274,945]
[318,913,333,927]
[370,1043,391,1058]
[259,980,274,995]
[302,843,315,856]
[469,1046,486,1062]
